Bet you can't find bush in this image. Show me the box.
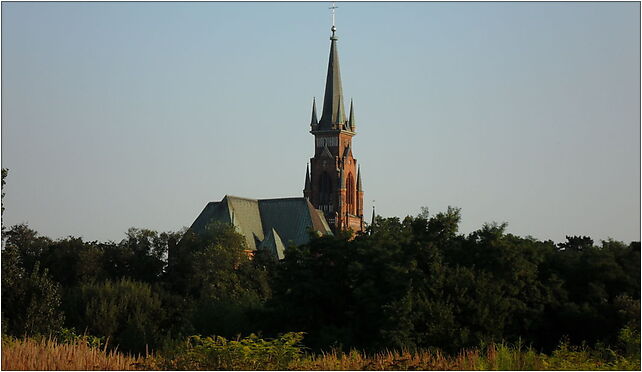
[66,278,163,354]
[151,332,305,370]
[541,339,640,370]
[54,327,104,349]
[1,250,65,337]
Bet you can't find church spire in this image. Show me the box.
[318,25,346,129]
[307,19,364,235]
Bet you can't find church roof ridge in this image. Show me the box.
[224,195,260,202]
[258,196,310,202]
[219,195,318,203]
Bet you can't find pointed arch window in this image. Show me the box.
[346,173,355,214]
[319,172,333,206]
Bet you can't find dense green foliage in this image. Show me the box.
[148,332,305,370]
[267,210,640,354]
[1,168,639,361]
[65,279,163,353]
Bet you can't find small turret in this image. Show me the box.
[371,205,376,227]
[310,98,318,129]
[357,165,363,192]
[304,164,311,199]
[348,99,356,132]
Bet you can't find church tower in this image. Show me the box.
[304,25,364,234]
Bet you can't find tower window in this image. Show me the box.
[346,173,355,214]
[319,172,332,205]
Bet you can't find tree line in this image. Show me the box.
[1,170,639,355]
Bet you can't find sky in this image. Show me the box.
[1,1,640,244]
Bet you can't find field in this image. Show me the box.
[2,333,639,371]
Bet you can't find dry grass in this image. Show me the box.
[1,337,145,370]
[289,345,545,371]
[2,336,637,371]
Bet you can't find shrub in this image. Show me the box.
[151,332,305,370]
[66,278,163,354]
[541,339,641,370]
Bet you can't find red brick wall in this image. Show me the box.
[308,129,364,234]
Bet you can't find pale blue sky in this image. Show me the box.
[2,2,639,243]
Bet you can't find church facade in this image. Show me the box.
[185,25,364,259]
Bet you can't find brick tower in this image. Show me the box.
[304,25,364,234]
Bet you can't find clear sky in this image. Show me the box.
[2,2,639,244]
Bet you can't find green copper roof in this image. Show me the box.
[258,197,332,247]
[260,228,286,260]
[318,30,346,130]
[187,195,333,259]
[226,196,264,250]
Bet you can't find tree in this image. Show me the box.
[167,222,272,339]
[4,223,52,273]
[66,279,163,353]
[1,244,64,337]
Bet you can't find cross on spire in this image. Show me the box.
[329,2,338,28]
[317,3,345,129]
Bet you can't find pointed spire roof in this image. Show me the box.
[318,26,346,130]
[348,99,355,131]
[357,165,363,192]
[310,98,318,126]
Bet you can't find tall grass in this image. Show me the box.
[291,342,639,371]
[1,336,144,370]
[2,334,639,370]
[289,345,545,371]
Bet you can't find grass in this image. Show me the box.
[2,334,639,370]
[290,342,640,371]
[289,345,543,370]
[1,336,145,370]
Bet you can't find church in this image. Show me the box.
[186,25,365,259]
